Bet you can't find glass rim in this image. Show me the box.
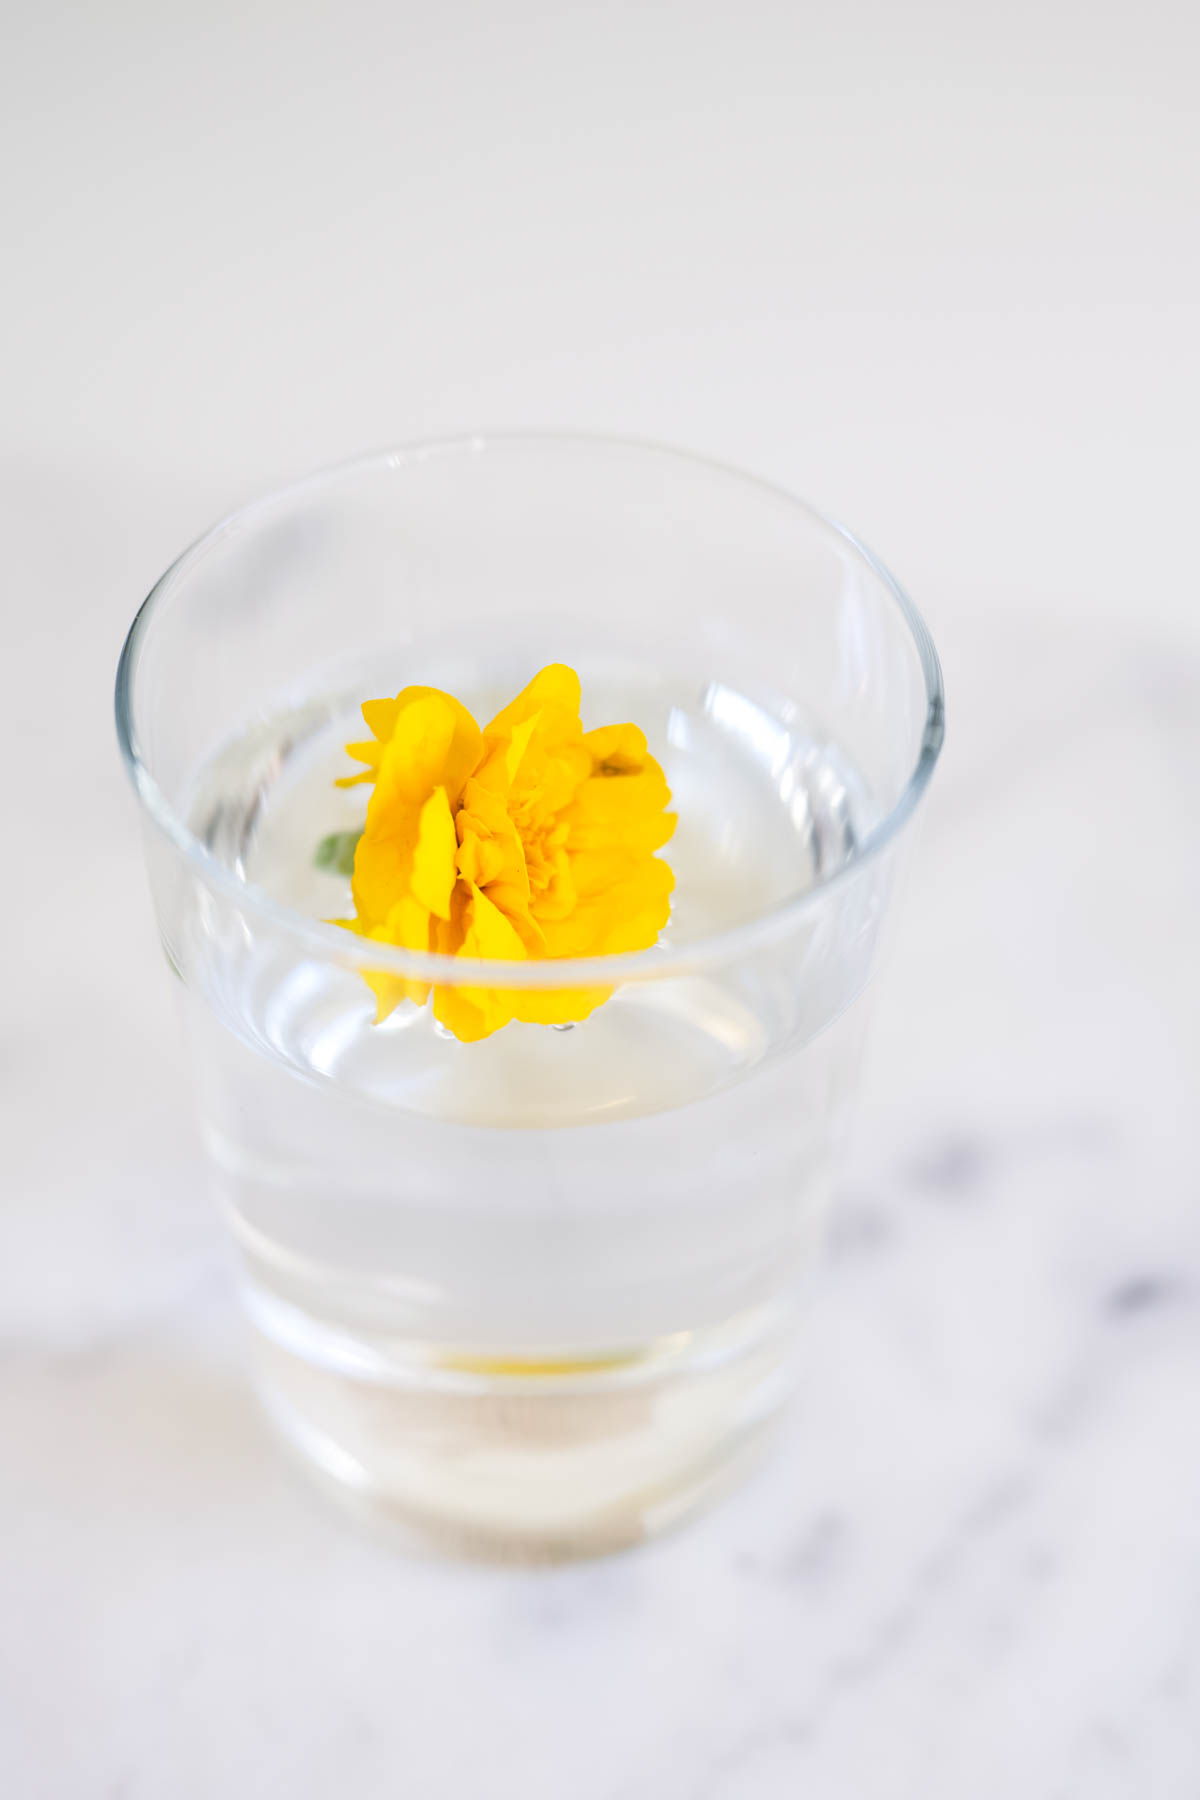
[115,432,945,988]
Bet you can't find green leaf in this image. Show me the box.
[314,829,362,876]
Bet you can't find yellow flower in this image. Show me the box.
[332,665,676,1041]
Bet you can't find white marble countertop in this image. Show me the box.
[3,4,1199,1795]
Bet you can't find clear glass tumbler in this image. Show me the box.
[116,436,943,1557]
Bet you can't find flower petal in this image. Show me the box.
[409,787,457,920]
[376,690,482,809]
[539,856,674,958]
[431,884,529,1041]
[582,722,648,772]
[508,983,613,1027]
[360,697,403,741]
[484,663,582,736]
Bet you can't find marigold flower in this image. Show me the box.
[333,664,676,1041]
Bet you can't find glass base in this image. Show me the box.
[248,1297,795,1560]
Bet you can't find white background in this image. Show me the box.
[3,2,1199,1795]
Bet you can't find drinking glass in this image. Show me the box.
[116,436,943,1556]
